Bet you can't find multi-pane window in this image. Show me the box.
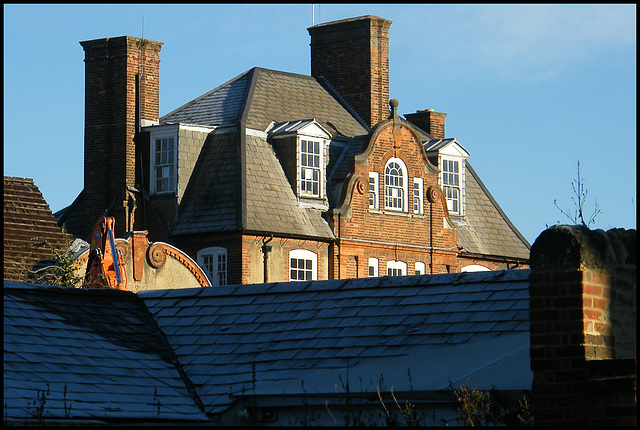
[290,249,317,281]
[153,136,175,193]
[387,260,407,276]
[368,172,379,209]
[413,178,424,214]
[368,257,379,277]
[197,247,227,286]
[415,262,426,275]
[385,158,406,211]
[442,159,460,213]
[300,139,321,197]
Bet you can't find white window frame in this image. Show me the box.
[386,260,407,276]
[299,137,323,198]
[197,247,227,286]
[413,178,424,214]
[384,158,408,212]
[150,130,178,195]
[415,262,426,275]
[289,249,317,281]
[441,158,461,214]
[368,257,379,277]
[368,172,379,210]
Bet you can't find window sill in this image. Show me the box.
[382,210,410,217]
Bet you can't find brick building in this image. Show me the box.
[57,15,530,286]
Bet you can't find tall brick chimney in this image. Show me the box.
[80,36,162,238]
[309,16,392,128]
[404,109,447,140]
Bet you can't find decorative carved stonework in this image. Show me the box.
[147,243,167,268]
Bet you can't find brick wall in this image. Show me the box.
[80,36,162,238]
[309,16,391,128]
[529,225,636,426]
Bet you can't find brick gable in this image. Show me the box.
[332,108,458,278]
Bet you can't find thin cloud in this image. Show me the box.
[397,4,635,82]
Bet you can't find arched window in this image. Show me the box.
[368,257,379,277]
[384,158,408,211]
[289,249,318,281]
[386,260,407,276]
[415,262,426,275]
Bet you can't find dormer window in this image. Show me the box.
[267,119,331,203]
[442,159,460,214]
[423,138,470,217]
[300,138,322,197]
[150,128,178,195]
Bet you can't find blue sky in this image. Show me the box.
[4,4,636,245]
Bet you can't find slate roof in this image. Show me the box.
[458,163,531,260]
[162,70,251,127]
[139,269,531,415]
[3,282,208,424]
[162,67,368,139]
[170,67,365,239]
[4,177,71,282]
[4,269,531,423]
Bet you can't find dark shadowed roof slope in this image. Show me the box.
[3,282,208,424]
[4,177,71,282]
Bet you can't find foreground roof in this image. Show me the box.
[3,282,208,424]
[5,269,531,423]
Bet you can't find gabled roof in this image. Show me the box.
[4,269,531,423]
[4,177,71,282]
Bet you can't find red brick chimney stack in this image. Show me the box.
[404,109,447,140]
[309,16,392,128]
[80,36,162,238]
